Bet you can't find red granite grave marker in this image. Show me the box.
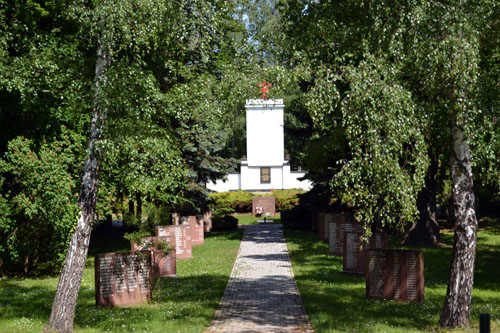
[343,232,388,275]
[184,215,204,245]
[366,249,424,302]
[157,225,193,259]
[252,196,276,216]
[130,235,177,279]
[95,251,152,307]
[328,213,362,255]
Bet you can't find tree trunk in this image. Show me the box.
[404,152,440,245]
[439,121,478,328]
[46,41,110,333]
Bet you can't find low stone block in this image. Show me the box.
[183,216,204,245]
[252,196,276,216]
[95,251,152,307]
[342,232,388,275]
[157,225,193,259]
[366,249,424,302]
[328,213,361,255]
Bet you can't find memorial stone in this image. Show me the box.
[153,237,177,278]
[186,215,204,245]
[95,251,152,307]
[328,213,361,255]
[342,232,388,275]
[252,196,276,216]
[130,235,177,279]
[156,225,193,259]
[366,249,424,302]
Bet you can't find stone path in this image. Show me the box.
[207,224,313,332]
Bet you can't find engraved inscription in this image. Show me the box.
[99,256,114,298]
[393,252,400,299]
[174,227,184,255]
[138,257,150,294]
[329,222,336,252]
[375,234,381,249]
[368,252,384,298]
[125,254,138,292]
[114,256,126,293]
[345,233,358,269]
[407,251,417,300]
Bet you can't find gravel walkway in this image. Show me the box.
[207,224,313,332]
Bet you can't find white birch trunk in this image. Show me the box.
[46,40,110,333]
[439,119,478,328]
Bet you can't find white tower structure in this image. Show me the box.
[207,99,312,192]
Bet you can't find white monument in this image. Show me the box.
[207,99,312,192]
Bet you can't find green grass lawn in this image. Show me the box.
[285,217,500,332]
[0,229,243,333]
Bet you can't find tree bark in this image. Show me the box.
[46,41,110,333]
[404,151,440,246]
[439,120,478,328]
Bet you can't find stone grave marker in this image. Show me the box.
[95,251,152,307]
[343,232,388,275]
[130,236,177,279]
[328,213,362,255]
[157,225,193,259]
[252,196,276,216]
[185,215,204,245]
[366,249,424,302]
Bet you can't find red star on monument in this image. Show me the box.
[258,81,272,99]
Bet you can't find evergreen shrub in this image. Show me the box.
[210,189,304,213]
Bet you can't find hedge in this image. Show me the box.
[210,189,305,213]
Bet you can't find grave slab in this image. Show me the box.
[328,213,362,255]
[342,232,388,275]
[95,251,152,307]
[252,196,276,216]
[157,225,193,259]
[366,249,424,302]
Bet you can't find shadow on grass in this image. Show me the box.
[285,227,500,332]
[0,228,244,332]
[70,273,234,331]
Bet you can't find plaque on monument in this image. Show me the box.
[252,196,276,216]
[366,249,424,302]
[156,225,193,259]
[328,213,361,255]
[342,232,388,275]
[95,251,152,307]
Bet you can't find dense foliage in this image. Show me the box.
[210,189,304,213]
